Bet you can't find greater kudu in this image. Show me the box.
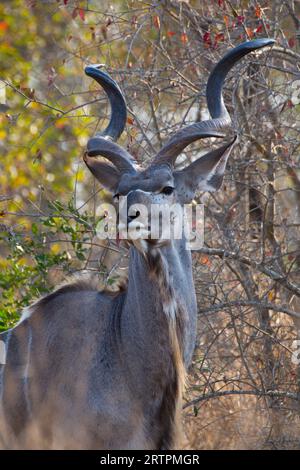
[0,39,274,449]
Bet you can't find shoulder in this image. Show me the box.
[18,275,128,324]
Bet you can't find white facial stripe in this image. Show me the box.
[125,187,174,196]
[125,189,152,196]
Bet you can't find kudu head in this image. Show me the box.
[84,39,274,245]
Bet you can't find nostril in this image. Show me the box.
[128,210,140,222]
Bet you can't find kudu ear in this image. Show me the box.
[83,153,121,193]
[174,137,236,201]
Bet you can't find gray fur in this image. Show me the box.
[0,247,196,449]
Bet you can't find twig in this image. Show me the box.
[184,389,299,409]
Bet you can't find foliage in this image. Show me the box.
[0,0,300,449]
[0,197,98,330]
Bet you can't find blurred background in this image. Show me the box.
[0,0,300,449]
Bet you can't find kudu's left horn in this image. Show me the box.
[152,38,275,167]
[84,66,136,173]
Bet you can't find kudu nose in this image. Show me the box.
[127,210,140,224]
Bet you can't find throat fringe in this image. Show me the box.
[146,247,187,449]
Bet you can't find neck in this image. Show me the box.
[120,238,197,448]
[124,237,197,365]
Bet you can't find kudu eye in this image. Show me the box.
[161,186,174,195]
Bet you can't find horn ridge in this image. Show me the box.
[86,137,136,172]
[85,65,136,173]
[85,66,127,141]
[152,38,275,167]
[206,38,275,120]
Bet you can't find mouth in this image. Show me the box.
[118,221,150,240]
[117,221,172,254]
